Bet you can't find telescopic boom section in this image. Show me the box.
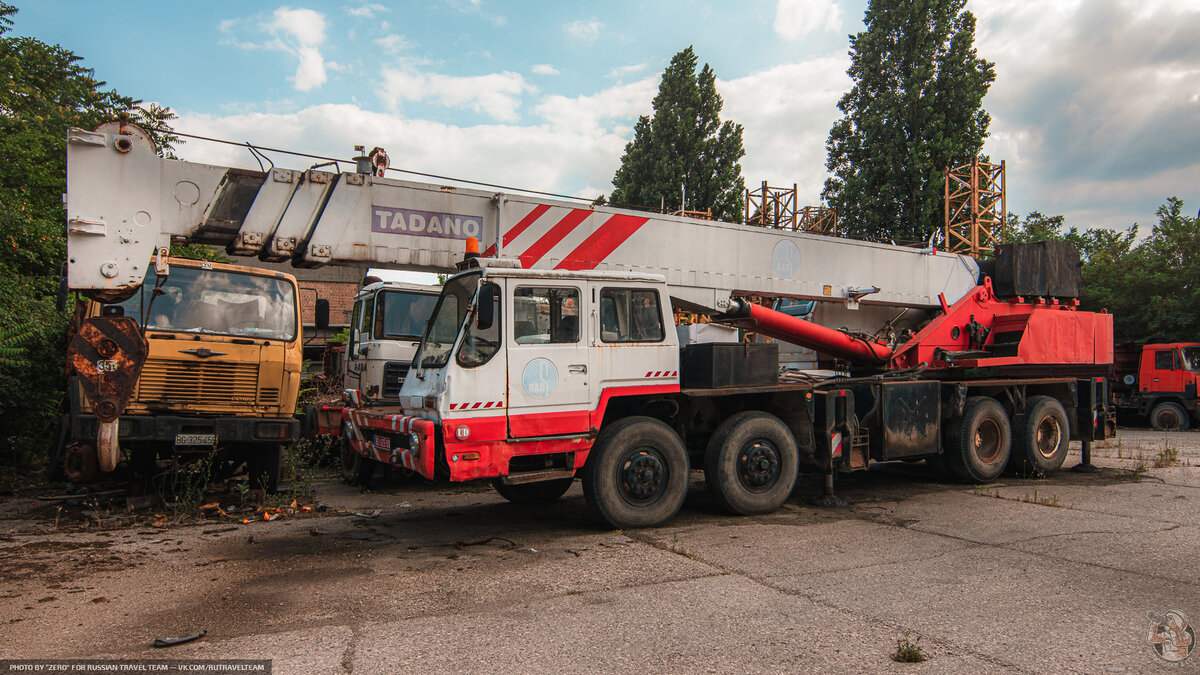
[64,126,980,315]
[719,299,892,363]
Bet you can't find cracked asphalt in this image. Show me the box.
[0,428,1197,673]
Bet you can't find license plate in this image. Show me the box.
[175,433,217,446]
[374,434,391,450]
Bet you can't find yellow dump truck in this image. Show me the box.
[58,257,307,490]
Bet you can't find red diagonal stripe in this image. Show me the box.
[483,204,552,257]
[555,214,650,271]
[519,209,591,268]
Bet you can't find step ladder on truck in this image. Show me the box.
[64,124,1115,527]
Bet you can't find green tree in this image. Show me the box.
[610,46,746,222]
[823,0,995,243]
[0,2,177,475]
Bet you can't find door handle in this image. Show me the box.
[568,364,587,373]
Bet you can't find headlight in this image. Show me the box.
[410,432,421,451]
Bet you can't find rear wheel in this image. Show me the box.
[582,416,688,529]
[704,411,798,515]
[340,436,376,486]
[1010,396,1070,475]
[1150,401,1190,431]
[493,477,574,505]
[946,397,1011,483]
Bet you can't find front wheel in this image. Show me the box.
[340,436,376,486]
[582,416,689,529]
[704,411,799,515]
[493,477,574,505]
[946,397,1011,483]
[1150,401,1190,431]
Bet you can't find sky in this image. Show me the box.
[11,0,1200,236]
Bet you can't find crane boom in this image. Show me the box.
[65,127,979,313]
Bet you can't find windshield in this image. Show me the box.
[110,265,298,341]
[1182,347,1200,371]
[414,273,479,369]
[376,290,439,339]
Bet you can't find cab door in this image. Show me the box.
[505,281,591,437]
[343,294,371,395]
[1148,347,1184,393]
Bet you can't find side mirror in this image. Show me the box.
[476,285,496,330]
[315,298,330,330]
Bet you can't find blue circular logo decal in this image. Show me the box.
[772,240,801,278]
[522,358,559,399]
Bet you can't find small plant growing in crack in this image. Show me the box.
[891,633,926,663]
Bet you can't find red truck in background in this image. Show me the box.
[1114,342,1200,430]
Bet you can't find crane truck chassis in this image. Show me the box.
[61,125,1115,527]
[340,247,1114,528]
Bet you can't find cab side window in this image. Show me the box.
[1155,350,1177,370]
[512,287,581,344]
[600,288,664,343]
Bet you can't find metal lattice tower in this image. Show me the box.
[745,182,837,235]
[944,158,1006,255]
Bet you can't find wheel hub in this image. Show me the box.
[738,440,781,492]
[974,419,1002,463]
[1035,415,1062,459]
[621,449,667,503]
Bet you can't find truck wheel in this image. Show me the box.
[582,416,688,529]
[493,477,574,505]
[704,411,798,515]
[340,436,375,486]
[946,397,1011,483]
[1010,396,1070,475]
[250,445,283,493]
[1150,402,1190,431]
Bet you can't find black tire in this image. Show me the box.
[704,411,799,515]
[582,416,689,529]
[493,477,574,505]
[1010,396,1070,475]
[249,444,284,493]
[946,397,1011,483]
[1150,401,1190,431]
[339,436,376,486]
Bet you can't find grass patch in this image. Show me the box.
[891,634,926,663]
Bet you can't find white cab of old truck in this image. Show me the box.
[399,262,680,435]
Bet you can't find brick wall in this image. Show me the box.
[298,281,357,327]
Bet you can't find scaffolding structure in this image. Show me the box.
[745,181,837,235]
[944,158,1006,255]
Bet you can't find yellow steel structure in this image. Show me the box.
[945,158,1006,255]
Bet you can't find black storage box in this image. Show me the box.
[990,241,1082,299]
[681,342,778,389]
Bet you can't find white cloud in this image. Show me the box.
[173,104,628,201]
[375,34,412,55]
[378,70,536,123]
[531,64,560,76]
[565,18,604,45]
[720,54,851,206]
[972,0,1200,229]
[534,78,658,136]
[345,3,387,18]
[263,7,329,92]
[607,63,647,79]
[775,0,844,40]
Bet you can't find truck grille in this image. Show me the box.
[383,362,409,398]
[137,359,258,405]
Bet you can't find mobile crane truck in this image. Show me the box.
[63,124,1114,528]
